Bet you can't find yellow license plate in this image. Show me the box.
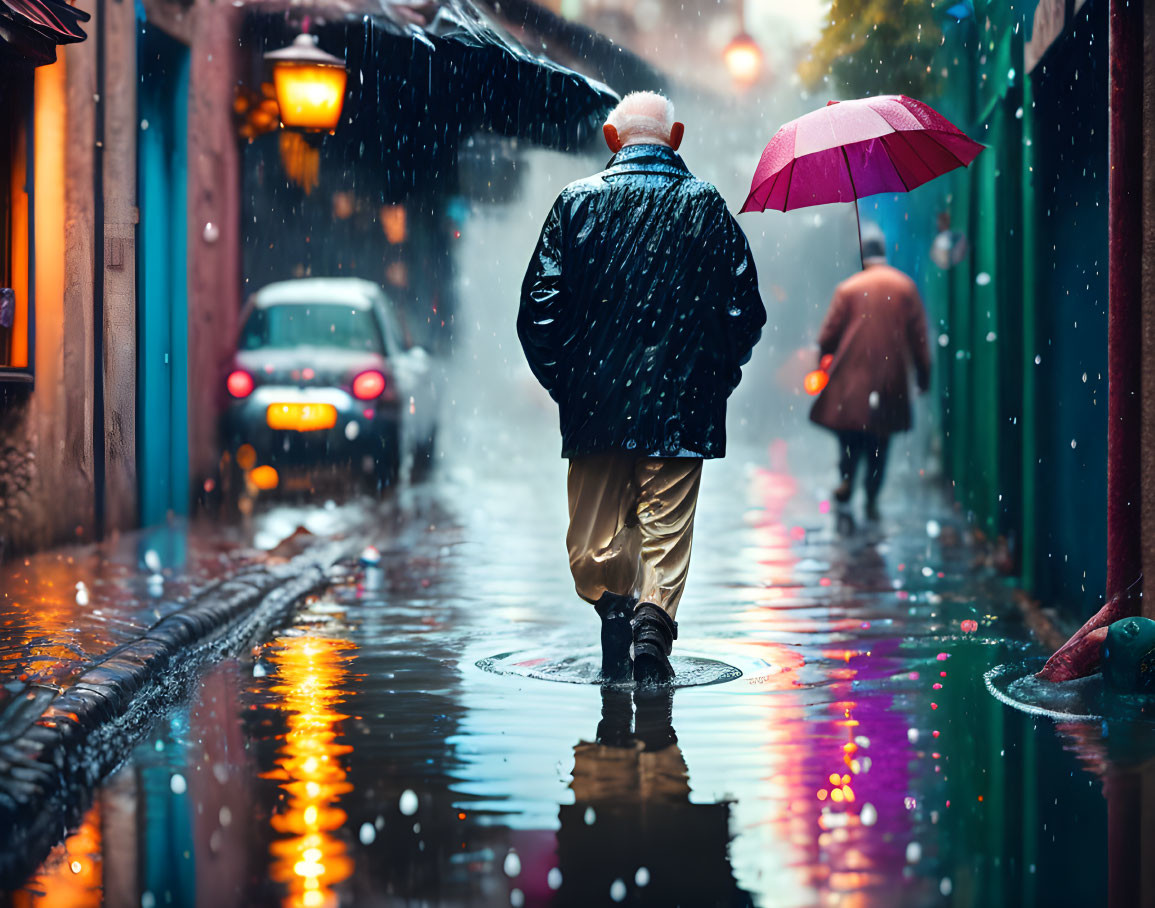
[266,403,338,431]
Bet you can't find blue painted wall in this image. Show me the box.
[137,25,190,526]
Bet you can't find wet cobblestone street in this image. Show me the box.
[5,435,1118,907]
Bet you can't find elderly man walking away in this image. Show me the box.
[518,92,765,685]
[810,232,932,522]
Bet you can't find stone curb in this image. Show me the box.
[0,553,345,885]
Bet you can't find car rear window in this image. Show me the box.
[240,305,385,354]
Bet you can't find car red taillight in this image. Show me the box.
[352,370,387,400]
[226,370,254,398]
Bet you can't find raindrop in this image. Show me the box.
[906,842,922,863]
[252,663,267,678]
[907,728,919,744]
[938,333,950,347]
[219,806,232,827]
[510,891,525,908]
[921,566,933,578]
[144,549,162,572]
[926,520,941,538]
[142,893,157,908]
[399,789,419,816]
[975,272,992,286]
[860,803,878,826]
[170,773,187,795]
[986,331,997,342]
[868,391,880,409]
[75,583,89,606]
[360,822,376,845]
[584,806,596,825]
[503,851,521,877]
[635,867,650,887]
[941,878,954,896]
[1035,355,1042,365]
[610,879,627,902]
[1071,440,1078,449]
[202,222,220,244]
[547,868,563,890]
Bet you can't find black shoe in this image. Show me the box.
[631,602,677,686]
[594,592,636,683]
[865,499,881,522]
[833,480,853,504]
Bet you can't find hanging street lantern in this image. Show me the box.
[265,34,347,132]
[723,32,763,87]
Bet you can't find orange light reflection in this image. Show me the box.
[265,633,356,908]
[11,803,101,908]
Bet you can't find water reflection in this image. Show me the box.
[557,687,751,906]
[8,805,101,908]
[262,623,356,908]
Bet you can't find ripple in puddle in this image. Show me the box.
[476,650,743,688]
[987,658,1155,723]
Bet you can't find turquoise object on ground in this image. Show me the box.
[1102,617,1155,693]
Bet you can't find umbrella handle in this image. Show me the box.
[853,198,864,270]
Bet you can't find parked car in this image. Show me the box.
[220,278,439,497]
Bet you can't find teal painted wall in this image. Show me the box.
[137,26,190,527]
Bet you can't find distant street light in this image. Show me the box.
[724,32,763,87]
[265,34,347,132]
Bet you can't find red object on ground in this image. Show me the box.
[1036,578,1141,681]
[741,96,984,214]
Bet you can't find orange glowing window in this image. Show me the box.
[381,205,407,245]
[1,68,34,376]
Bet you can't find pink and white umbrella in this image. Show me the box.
[741,95,983,260]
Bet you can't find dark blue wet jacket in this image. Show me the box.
[518,144,766,459]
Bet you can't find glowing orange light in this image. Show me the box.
[266,633,356,908]
[250,465,280,490]
[266,403,338,431]
[724,33,764,86]
[267,35,347,133]
[381,205,407,244]
[236,444,258,471]
[804,369,829,395]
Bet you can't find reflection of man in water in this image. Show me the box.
[519,92,765,684]
[554,688,750,906]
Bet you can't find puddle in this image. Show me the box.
[987,658,1155,724]
[474,649,743,688]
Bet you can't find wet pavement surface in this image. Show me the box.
[3,433,1131,907]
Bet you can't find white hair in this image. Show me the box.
[605,91,675,146]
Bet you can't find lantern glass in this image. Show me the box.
[272,61,347,132]
[724,35,763,86]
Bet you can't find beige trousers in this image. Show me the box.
[566,453,703,618]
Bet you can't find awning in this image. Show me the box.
[248,0,620,154]
[0,0,89,66]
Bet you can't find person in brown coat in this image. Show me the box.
[810,234,932,520]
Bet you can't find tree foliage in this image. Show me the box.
[800,0,944,100]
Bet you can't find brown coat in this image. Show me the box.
[809,264,932,436]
